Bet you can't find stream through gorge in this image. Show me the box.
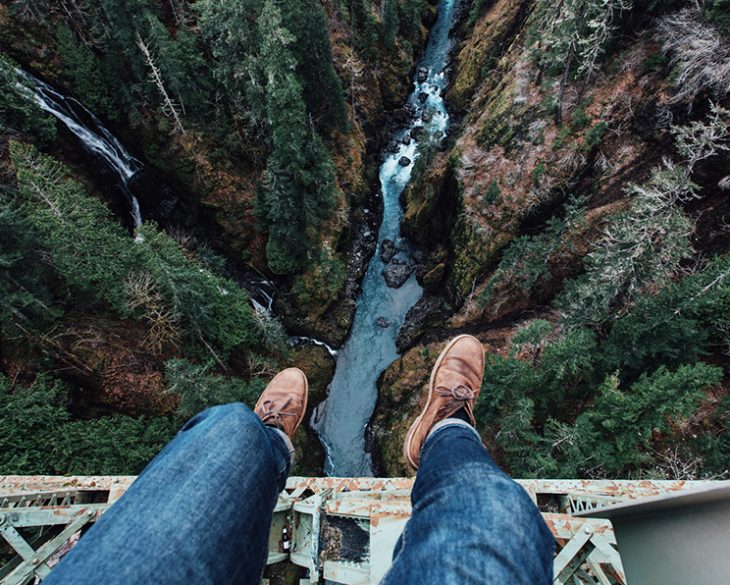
[312,0,459,477]
[13,0,460,477]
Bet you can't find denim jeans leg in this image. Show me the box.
[44,403,291,585]
[381,424,555,585]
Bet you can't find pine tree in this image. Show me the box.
[194,0,265,129]
[257,0,338,275]
[534,0,633,123]
[9,140,139,313]
[281,0,349,134]
[382,0,399,50]
[0,56,57,143]
[399,0,426,48]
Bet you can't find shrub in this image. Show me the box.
[531,162,547,185]
[582,121,608,150]
[570,107,591,131]
[164,359,264,418]
[0,374,178,475]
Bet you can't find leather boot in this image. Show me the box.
[254,368,308,439]
[402,335,485,470]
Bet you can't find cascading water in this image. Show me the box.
[312,0,458,477]
[15,70,144,228]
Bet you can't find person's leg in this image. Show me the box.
[45,368,308,585]
[390,335,555,584]
[383,421,554,584]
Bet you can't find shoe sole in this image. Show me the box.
[402,334,480,470]
[255,367,309,435]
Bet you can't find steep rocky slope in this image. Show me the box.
[372,0,730,479]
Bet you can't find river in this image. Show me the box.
[312,0,459,477]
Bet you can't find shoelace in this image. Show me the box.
[259,398,297,430]
[434,384,475,420]
[435,384,475,401]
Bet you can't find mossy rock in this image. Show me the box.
[422,262,446,291]
[448,0,527,110]
[371,342,442,477]
[289,345,336,476]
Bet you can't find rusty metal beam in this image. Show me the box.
[0,476,720,585]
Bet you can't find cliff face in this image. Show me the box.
[373,1,730,479]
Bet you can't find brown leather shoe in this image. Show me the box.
[402,335,485,470]
[254,368,308,439]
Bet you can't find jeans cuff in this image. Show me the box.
[425,418,482,446]
[270,427,295,462]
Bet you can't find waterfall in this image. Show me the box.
[312,0,458,477]
[15,70,144,228]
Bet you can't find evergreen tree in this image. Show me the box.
[164,359,263,417]
[0,56,57,143]
[0,373,178,475]
[9,140,139,313]
[350,0,379,59]
[136,224,257,357]
[382,0,399,50]
[257,0,338,275]
[9,143,259,358]
[194,0,265,129]
[281,0,349,134]
[399,0,427,48]
[0,189,57,332]
[142,14,213,121]
[554,364,722,476]
[56,26,117,119]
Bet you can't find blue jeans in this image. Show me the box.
[44,404,554,584]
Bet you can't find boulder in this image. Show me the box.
[410,126,426,140]
[398,156,412,167]
[395,296,446,352]
[382,261,414,288]
[421,263,446,291]
[376,316,391,329]
[417,67,429,83]
[380,239,397,263]
[418,92,429,103]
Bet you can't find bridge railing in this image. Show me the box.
[0,476,715,585]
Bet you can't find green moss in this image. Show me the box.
[476,82,529,153]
